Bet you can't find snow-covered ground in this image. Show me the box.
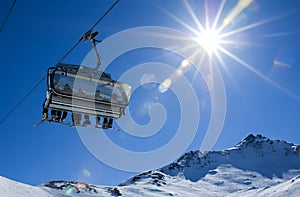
[1,134,300,196]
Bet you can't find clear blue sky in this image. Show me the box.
[0,0,300,186]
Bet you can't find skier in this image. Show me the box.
[95,90,104,128]
[60,84,72,122]
[41,99,49,121]
[102,117,113,129]
[103,93,117,128]
[72,88,91,126]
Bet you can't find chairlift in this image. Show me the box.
[43,63,130,121]
[41,30,131,126]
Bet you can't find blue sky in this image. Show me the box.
[0,0,300,186]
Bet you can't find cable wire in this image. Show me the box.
[0,0,16,32]
[89,0,120,32]
[57,0,120,64]
[0,75,47,125]
[0,0,120,124]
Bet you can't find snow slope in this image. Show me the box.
[1,134,300,196]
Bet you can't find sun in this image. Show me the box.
[195,28,221,55]
[160,0,299,100]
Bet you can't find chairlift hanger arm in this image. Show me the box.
[83,30,102,70]
[57,0,120,67]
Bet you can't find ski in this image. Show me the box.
[49,119,72,126]
[69,123,86,127]
[33,115,55,127]
[34,115,71,127]
[94,125,120,131]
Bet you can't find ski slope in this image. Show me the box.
[1,134,299,196]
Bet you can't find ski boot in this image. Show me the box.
[42,113,48,121]
[82,119,91,126]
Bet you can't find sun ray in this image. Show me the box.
[183,0,205,32]
[259,31,300,38]
[220,8,300,39]
[204,0,210,30]
[220,0,254,31]
[218,46,300,101]
[220,39,266,48]
[181,48,204,79]
[155,3,202,36]
[214,49,236,84]
[212,0,227,30]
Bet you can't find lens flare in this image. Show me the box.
[66,187,73,195]
[181,59,191,67]
[159,78,172,93]
[222,0,254,28]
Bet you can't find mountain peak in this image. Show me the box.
[233,134,299,153]
[235,134,280,148]
[160,134,300,182]
[119,170,167,187]
[243,133,265,142]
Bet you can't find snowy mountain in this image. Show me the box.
[1,134,300,196]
